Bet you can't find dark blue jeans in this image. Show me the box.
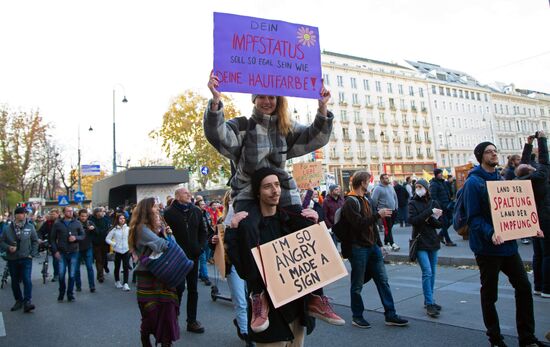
[532,236,550,294]
[7,258,33,303]
[417,250,438,305]
[349,244,397,319]
[75,248,95,290]
[58,252,78,297]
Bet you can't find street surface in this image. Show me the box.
[0,226,548,347]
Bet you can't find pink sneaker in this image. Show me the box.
[250,291,269,333]
[308,294,345,326]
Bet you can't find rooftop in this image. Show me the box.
[322,50,412,71]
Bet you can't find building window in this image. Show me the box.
[375,81,382,92]
[506,105,509,114]
[432,85,437,94]
[387,82,393,93]
[476,92,481,101]
[409,86,415,96]
[337,75,343,87]
[484,94,488,102]
[398,84,404,95]
[465,91,470,99]
[363,79,370,91]
[350,77,357,89]
[439,86,444,95]
[354,111,361,123]
[500,104,504,114]
[352,93,359,105]
[452,88,457,97]
[377,96,384,107]
[365,95,371,105]
[434,100,438,109]
[340,110,348,122]
[406,145,412,157]
[323,74,330,86]
[446,87,451,96]
[338,92,346,103]
[342,128,349,139]
[419,87,424,97]
[459,90,463,98]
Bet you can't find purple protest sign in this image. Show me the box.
[213,12,322,99]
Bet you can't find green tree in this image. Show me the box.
[151,90,240,189]
[0,106,48,206]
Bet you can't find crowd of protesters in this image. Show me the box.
[1,77,549,346]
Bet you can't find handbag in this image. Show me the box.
[408,233,421,262]
[139,236,194,288]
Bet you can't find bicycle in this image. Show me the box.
[0,252,8,289]
[39,240,50,284]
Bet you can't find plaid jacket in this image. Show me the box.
[204,100,333,206]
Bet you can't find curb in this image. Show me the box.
[386,253,533,267]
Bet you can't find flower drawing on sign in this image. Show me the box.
[296,27,316,47]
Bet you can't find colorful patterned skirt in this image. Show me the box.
[136,270,180,344]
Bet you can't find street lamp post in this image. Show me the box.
[113,84,128,174]
[77,125,94,193]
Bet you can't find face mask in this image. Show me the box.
[312,197,319,203]
[416,187,426,197]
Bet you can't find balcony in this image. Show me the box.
[365,103,374,108]
[339,101,348,106]
[381,137,389,143]
[406,154,414,159]
[342,135,351,142]
[395,154,403,159]
[403,121,410,127]
[354,118,362,125]
[400,106,408,112]
[427,153,434,159]
[369,138,378,143]
[383,154,391,159]
[340,118,349,124]
[426,138,432,144]
[393,138,400,143]
[367,119,376,125]
[421,107,428,113]
[411,106,418,113]
[356,136,365,142]
[415,138,422,144]
[391,121,399,127]
[413,121,420,128]
[330,154,339,159]
[352,102,362,108]
[417,154,424,159]
[379,120,387,126]
[358,154,367,159]
[344,153,353,159]
[377,103,385,110]
[371,155,379,160]
[404,137,412,143]
[423,121,430,128]
[390,105,397,111]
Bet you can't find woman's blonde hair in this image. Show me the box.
[275,96,292,136]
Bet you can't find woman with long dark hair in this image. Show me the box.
[129,197,179,347]
[408,179,443,318]
[105,213,131,291]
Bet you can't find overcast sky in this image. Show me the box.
[1,0,548,172]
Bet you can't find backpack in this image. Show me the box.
[226,116,295,186]
[332,196,360,258]
[452,187,468,237]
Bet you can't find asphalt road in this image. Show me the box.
[0,252,548,347]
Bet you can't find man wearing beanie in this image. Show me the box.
[429,168,456,246]
[462,141,548,347]
[0,207,39,312]
[323,184,345,247]
[226,167,344,345]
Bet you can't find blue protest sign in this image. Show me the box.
[201,166,209,175]
[82,164,101,176]
[58,195,70,206]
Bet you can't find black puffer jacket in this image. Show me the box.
[408,195,443,251]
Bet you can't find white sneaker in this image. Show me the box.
[115,281,123,289]
[541,292,550,298]
[123,283,130,291]
[383,244,392,252]
[534,290,542,296]
[391,243,401,251]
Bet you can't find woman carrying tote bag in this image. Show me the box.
[408,179,444,318]
[129,197,179,347]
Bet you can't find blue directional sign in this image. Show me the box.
[58,195,70,206]
[74,191,86,203]
[81,164,101,176]
[200,166,209,175]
